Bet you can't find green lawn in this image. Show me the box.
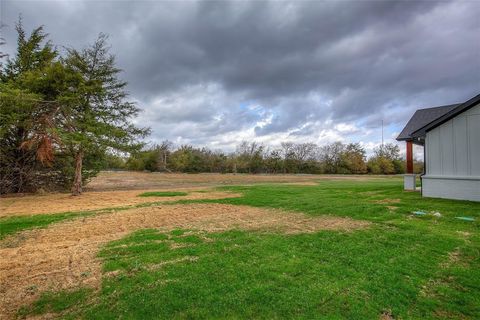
[9,178,480,319]
[0,211,95,240]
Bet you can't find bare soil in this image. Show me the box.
[0,171,381,318]
[84,171,383,192]
[0,189,240,217]
[0,203,369,318]
[1,171,390,218]
[386,206,399,211]
[371,198,401,205]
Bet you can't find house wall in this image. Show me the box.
[423,102,480,201]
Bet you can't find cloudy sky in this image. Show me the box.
[1,0,479,155]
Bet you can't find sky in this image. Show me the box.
[1,0,479,157]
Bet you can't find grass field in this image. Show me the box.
[1,173,479,319]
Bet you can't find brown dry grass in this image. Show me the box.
[386,206,399,211]
[0,203,369,318]
[0,171,392,218]
[371,198,401,205]
[84,171,383,192]
[0,189,240,217]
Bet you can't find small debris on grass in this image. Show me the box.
[413,211,427,216]
[380,309,395,320]
[411,211,444,218]
[455,216,475,222]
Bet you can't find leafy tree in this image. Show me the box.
[62,34,149,195]
[413,159,424,174]
[236,141,265,173]
[374,143,401,161]
[1,22,148,194]
[156,140,173,171]
[168,145,207,173]
[341,143,367,174]
[104,152,127,170]
[0,21,61,193]
[123,140,409,176]
[368,143,402,174]
[319,142,345,174]
[201,148,227,173]
[392,159,405,174]
[368,156,395,174]
[280,142,318,173]
[280,142,296,173]
[264,149,284,173]
[2,20,56,81]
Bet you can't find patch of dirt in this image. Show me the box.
[386,206,399,211]
[433,309,468,319]
[421,247,471,299]
[361,191,381,196]
[169,242,196,249]
[147,256,200,271]
[420,276,456,298]
[0,189,241,217]
[444,248,461,266]
[83,171,391,192]
[0,203,369,318]
[440,248,470,269]
[371,198,401,204]
[380,310,395,320]
[456,231,471,238]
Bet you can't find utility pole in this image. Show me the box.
[381,119,384,150]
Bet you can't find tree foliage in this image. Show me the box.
[61,34,149,194]
[367,143,404,174]
[0,21,61,193]
[123,141,410,175]
[0,21,148,194]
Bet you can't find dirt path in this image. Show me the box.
[0,203,369,318]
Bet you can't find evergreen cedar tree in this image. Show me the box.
[0,21,149,195]
[62,34,149,195]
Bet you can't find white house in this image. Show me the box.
[397,93,480,202]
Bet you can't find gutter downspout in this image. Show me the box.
[421,141,425,197]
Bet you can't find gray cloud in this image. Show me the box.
[2,0,479,152]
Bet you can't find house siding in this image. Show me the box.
[423,102,480,202]
[422,177,480,201]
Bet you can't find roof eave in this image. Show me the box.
[395,136,425,146]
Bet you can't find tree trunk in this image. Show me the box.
[71,150,83,196]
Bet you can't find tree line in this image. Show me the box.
[111,141,423,175]
[0,21,148,194]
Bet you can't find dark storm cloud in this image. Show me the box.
[2,0,479,150]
